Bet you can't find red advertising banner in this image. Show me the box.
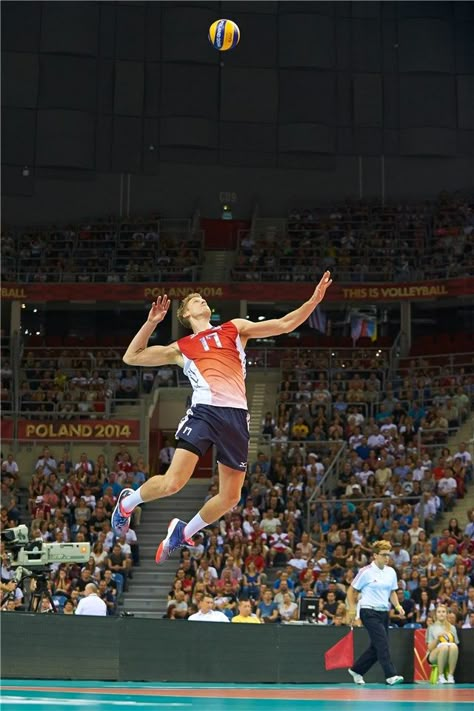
[414,628,431,682]
[16,419,140,442]
[1,277,473,304]
[0,419,14,441]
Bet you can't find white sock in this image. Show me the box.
[121,487,144,514]
[184,513,209,540]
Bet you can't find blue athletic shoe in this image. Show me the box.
[111,488,134,536]
[155,518,194,564]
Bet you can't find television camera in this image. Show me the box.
[1,524,90,613]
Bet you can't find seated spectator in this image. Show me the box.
[167,589,189,619]
[1,454,19,484]
[188,594,229,622]
[214,581,238,619]
[278,592,298,622]
[106,543,131,590]
[232,599,262,624]
[241,561,262,601]
[118,370,138,399]
[256,589,279,623]
[437,470,458,511]
[390,589,416,627]
[415,590,436,626]
[426,604,459,683]
[268,524,292,566]
[97,579,117,615]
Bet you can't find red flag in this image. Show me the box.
[324,630,354,670]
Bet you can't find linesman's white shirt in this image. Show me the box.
[75,593,107,616]
[352,561,398,611]
[188,610,229,622]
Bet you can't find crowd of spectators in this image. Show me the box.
[164,344,473,627]
[233,195,474,282]
[2,342,473,626]
[165,443,473,627]
[271,349,473,518]
[16,347,162,419]
[1,218,203,284]
[0,446,147,615]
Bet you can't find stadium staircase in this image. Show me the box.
[246,369,281,463]
[201,250,230,281]
[122,368,281,616]
[122,479,210,618]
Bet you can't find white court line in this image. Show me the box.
[1,699,191,707]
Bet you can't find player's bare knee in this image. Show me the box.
[163,476,182,496]
[226,493,241,509]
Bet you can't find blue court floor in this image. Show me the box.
[1,680,473,711]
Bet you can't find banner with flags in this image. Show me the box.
[413,628,431,681]
[350,316,377,344]
[308,305,327,334]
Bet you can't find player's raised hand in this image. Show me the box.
[313,271,332,302]
[147,295,170,324]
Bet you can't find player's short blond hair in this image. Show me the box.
[372,540,392,555]
[177,292,201,328]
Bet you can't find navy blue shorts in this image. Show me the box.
[175,404,249,472]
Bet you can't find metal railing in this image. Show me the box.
[234,205,473,282]
[396,351,474,373]
[1,219,204,284]
[305,441,347,531]
[416,423,474,457]
[388,331,402,379]
[10,265,203,284]
[307,495,425,535]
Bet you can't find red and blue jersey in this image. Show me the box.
[177,321,247,410]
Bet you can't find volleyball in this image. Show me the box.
[438,632,455,644]
[208,19,240,51]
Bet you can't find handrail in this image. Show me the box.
[416,424,473,456]
[388,331,402,381]
[306,441,346,532]
[10,266,203,284]
[11,330,22,443]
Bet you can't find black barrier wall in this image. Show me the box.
[2,615,474,683]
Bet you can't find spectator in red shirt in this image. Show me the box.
[436,529,459,554]
[245,543,266,574]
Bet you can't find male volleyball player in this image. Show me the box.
[112,272,332,563]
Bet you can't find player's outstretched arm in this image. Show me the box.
[123,294,183,367]
[233,271,332,340]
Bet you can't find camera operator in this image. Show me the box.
[1,580,16,594]
[1,551,22,608]
[0,579,25,611]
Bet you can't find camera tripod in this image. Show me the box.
[9,566,58,614]
[27,571,57,613]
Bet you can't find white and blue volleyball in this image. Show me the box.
[208,19,240,51]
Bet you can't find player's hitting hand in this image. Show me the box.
[312,271,332,302]
[147,295,171,324]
